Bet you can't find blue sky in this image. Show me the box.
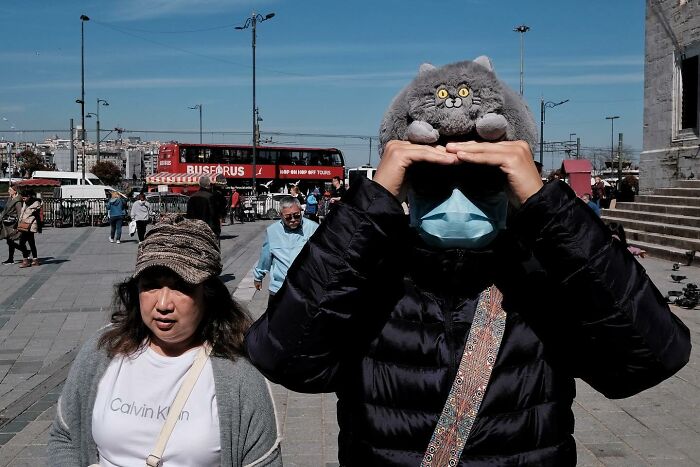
[1,0,645,171]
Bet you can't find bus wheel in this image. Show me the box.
[266,208,277,220]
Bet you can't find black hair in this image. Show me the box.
[607,222,628,246]
[99,267,252,360]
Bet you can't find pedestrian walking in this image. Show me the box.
[106,191,127,244]
[0,185,26,265]
[229,187,242,224]
[305,188,320,222]
[244,58,691,466]
[129,193,151,243]
[592,175,606,207]
[47,215,281,467]
[289,185,306,210]
[253,197,318,304]
[317,191,332,224]
[17,189,41,267]
[186,176,222,237]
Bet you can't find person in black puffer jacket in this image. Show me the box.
[245,140,690,466]
[246,58,690,464]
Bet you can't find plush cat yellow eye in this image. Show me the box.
[458,87,470,97]
[436,89,449,99]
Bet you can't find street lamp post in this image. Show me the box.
[606,115,620,189]
[188,104,203,144]
[539,98,569,165]
[513,24,530,96]
[236,11,275,195]
[80,14,89,183]
[97,98,108,162]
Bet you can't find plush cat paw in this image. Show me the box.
[406,120,440,144]
[476,113,508,141]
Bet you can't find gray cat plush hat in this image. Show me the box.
[379,56,538,156]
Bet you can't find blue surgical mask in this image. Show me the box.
[409,188,508,249]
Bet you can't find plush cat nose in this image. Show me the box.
[444,98,463,108]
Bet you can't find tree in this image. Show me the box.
[91,161,122,186]
[16,149,55,177]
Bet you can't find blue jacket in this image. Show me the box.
[106,197,126,218]
[254,218,319,293]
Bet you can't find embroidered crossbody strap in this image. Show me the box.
[145,345,212,467]
[421,285,506,467]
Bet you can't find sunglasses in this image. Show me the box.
[283,213,302,221]
[406,162,506,198]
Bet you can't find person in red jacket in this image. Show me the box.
[229,187,242,224]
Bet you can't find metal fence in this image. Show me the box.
[40,196,190,228]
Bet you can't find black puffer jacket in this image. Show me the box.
[245,177,691,466]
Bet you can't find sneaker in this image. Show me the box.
[109,238,114,243]
[31,259,39,267]
[116,240,121,244]
[1,259,13,265]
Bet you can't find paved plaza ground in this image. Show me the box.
[0,221,698,466]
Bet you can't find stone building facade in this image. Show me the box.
[641,0,700,191]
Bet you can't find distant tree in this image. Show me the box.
[16,149,55,177]
[91,161,122,186]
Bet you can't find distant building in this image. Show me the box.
[641,0,700,190]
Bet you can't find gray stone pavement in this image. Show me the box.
[0,223,697,466]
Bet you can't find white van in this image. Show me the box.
[54,185,123,199]
[33,170,104,186]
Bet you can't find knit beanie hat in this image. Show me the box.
[134,214,222,284]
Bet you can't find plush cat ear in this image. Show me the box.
[418,63,436,74]
[473,55,494,72]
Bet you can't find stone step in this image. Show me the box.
[653,187,700,197]
[601,215,700,240]
[602,209,700,228]
[635,195,700,207]
[614,202,700,217]
[623,238,696,264]
[612,224,700,251]
[672,180,700,188]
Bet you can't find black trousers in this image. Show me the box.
[6,237,26,260]
[19,232,37,259]
[136,220,148,242]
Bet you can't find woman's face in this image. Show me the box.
[138,269,206,356]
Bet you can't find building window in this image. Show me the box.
[681,55,698,131]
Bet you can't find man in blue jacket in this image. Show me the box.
[254,197,318,303]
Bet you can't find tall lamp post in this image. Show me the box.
[97,98,108,162]
[236,11,275,195]
[80,14,89,183]
[605,115,620,189]
[188,104,203,144]
[513,24,530,96]
[539,98,569,165]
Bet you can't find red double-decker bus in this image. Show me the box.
[156,142,345,194]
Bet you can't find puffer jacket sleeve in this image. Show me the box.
[510,181,691,398]
[245,177,409,392]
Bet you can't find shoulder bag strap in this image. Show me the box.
[421,285,507,467]
[146,344,212,467]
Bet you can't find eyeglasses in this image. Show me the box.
[283,213,302,221]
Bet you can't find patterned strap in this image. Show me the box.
[421,286,506,467]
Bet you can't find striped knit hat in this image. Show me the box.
[134,214,221,284]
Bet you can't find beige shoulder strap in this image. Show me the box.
[146,345,212,467]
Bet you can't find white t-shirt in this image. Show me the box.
[92,346,221,466]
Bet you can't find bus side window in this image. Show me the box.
[278,151,291,164]
[331,152,343,166]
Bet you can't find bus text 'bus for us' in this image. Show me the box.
[157,143,345,194]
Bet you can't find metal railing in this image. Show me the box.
[40,196,190,228]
